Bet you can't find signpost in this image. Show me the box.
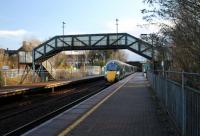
[2,65,9,86]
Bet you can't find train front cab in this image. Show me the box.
[105,62,120,83]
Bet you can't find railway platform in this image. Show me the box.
[23,73,178,136]
[0,75,103,98]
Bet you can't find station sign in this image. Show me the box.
[2,65,9,70]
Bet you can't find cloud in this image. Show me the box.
[0,29,28,38]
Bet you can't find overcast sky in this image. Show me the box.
[0,0,158,61]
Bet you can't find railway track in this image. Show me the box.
[0,79,109,135]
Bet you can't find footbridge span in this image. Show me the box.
[33,33,153,62]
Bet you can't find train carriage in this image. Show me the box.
[104,60,136,83]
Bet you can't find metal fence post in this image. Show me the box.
[165,71,168,106]
[182,71,186,136]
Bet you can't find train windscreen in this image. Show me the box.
[106,63,118,71]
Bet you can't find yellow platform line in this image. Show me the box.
[58,75,133,136]
[123,84,147,88]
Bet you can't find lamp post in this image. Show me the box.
[62,21,66,48]
[113,18,119,59]
[62,21,66,35]
[116,18,119,44]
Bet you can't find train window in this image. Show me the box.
[106,63,118,71]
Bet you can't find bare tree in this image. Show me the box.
[143,0,200,72]
[88,50,127,66]
[112,50,127,62]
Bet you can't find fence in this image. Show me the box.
[147,71,200,136]
[0,66,103,86]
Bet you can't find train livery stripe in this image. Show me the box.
[58,74,133,136]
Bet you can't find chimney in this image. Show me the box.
[23,41,27,46]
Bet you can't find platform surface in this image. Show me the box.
[23,73,175,136]
[61,73,169,136]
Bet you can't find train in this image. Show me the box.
[104,60,137,83]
